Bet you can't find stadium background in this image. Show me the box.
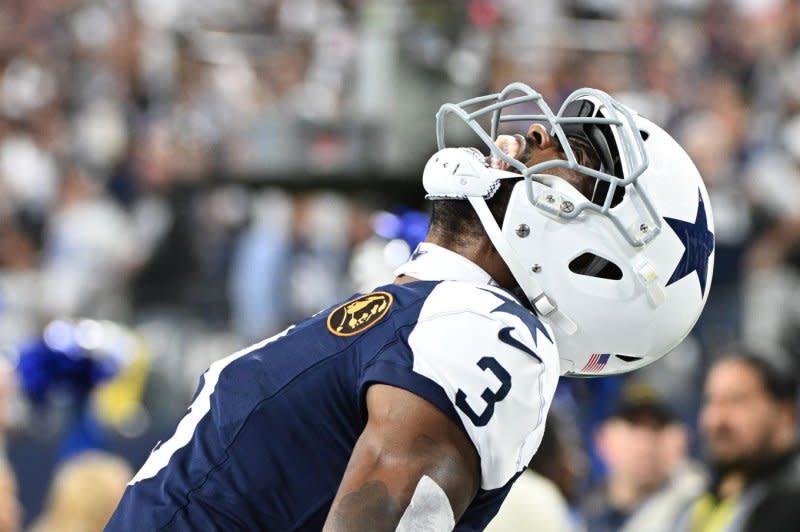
[0,0,799,529]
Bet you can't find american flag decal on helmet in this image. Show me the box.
[582,353,611,373]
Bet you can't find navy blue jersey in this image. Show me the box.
[108,247,560,531]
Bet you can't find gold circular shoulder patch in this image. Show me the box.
[327,291,394,337]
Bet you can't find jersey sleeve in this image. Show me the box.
[360,283,561,490]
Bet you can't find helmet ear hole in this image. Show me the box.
[616,355,643,363]
[568,252,623,280]
[639,130,650,141]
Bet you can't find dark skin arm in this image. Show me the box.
[323,384,481,531]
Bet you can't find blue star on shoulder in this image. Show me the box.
[409,246,428,261]
[478,288,552,346]
[664,190,714,297]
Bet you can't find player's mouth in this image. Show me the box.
[489,134,530,172]
[514,134,533,165]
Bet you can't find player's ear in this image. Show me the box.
[527,124,556,150]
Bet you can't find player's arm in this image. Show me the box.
[323,384,481,532]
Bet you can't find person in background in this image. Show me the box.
[30,451,132,532]
[39,166,141,321]
[0,215,41,348]
[486,412,584,532]
[583,386,705,532]
[674,351,800,532]
[228,190,293,342]
[348,207,429,294]
[620,404,706,532]
[0,460,21,532]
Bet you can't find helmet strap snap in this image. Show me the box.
[468,196,578,335]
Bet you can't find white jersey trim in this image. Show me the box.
[394,242,499,286]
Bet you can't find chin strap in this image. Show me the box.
[468,196,578,336]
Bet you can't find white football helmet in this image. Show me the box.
[425,83,715,377]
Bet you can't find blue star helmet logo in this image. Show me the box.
[664,190,715,297]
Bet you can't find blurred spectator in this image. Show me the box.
[127,137,195,313]
[30,451,132,532]
[0,460,21,532]
[15,318,147,459]
[674,351,800,531]
[583,386,705,532]
[348,207,429,293]
[285,192,352,321]
[676,101,750,348]
[0,216,41,348]
[182,185,249,326]
[228,189,292,342]
[39,167,140,321]
[486,413,584,532]
[741,114,800,356]
[0,124,59,219]
[619,413,706,532]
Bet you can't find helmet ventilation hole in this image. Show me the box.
[568,253,623,280]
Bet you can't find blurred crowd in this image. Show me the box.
[0,0,799,530]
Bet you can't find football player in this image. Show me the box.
[107,83,714,531]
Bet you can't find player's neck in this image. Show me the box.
[420,236,515,288]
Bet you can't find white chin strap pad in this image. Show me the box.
[467,196,577,335]
[396,475,455,532]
